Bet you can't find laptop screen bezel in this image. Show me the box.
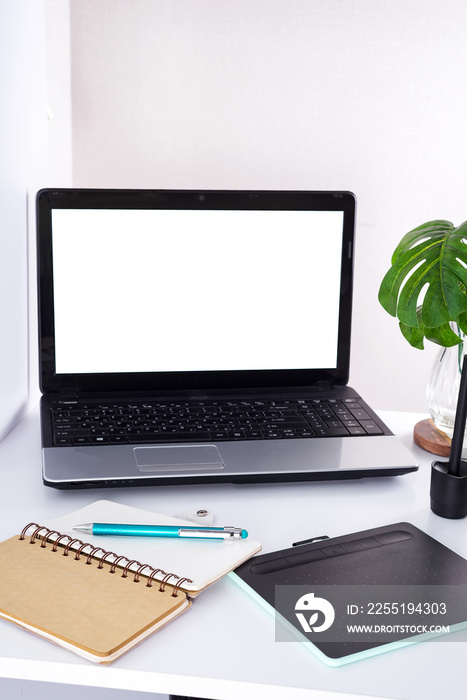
[37,188,355,396]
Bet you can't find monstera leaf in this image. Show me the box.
[378,220,467,349]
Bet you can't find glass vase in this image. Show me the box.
[427,329,466,438]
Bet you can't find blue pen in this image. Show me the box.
[72,523,248,540]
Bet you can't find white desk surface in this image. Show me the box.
[0,405,466,700]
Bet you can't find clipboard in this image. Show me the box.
[231,522,467,665]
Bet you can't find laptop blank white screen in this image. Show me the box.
[51,208,344,375]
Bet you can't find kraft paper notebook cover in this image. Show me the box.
[0,501,261,663]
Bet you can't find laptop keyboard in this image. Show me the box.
[51,397,384,447]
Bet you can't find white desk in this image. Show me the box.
[0,406,466,700]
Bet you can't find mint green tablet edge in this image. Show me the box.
[228,572,467,667]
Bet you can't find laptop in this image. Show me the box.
[36,188,418,489]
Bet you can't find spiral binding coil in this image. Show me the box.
[19,523,193,597]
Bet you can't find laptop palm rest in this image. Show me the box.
[134,445,225,472]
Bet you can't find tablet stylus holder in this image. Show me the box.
[430,355,467,519]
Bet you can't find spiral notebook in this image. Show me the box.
[0,501,261,663]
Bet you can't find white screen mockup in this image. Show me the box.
[51,208,344,375]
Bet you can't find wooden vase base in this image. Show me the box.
[413,419,452,457]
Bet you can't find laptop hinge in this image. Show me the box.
[315,380,334,392]
[56,388,79,404]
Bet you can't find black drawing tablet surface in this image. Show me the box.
[232,522,467,665]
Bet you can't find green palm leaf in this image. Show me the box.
[378,220,467,348]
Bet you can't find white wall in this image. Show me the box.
[50,0,467,413]
[46,0,73,187]
[0,0,49,440]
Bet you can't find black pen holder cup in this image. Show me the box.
[430,460,467,519]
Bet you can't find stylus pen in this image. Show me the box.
[72,523,248,540]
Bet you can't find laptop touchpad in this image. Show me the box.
[134,445,225,472]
